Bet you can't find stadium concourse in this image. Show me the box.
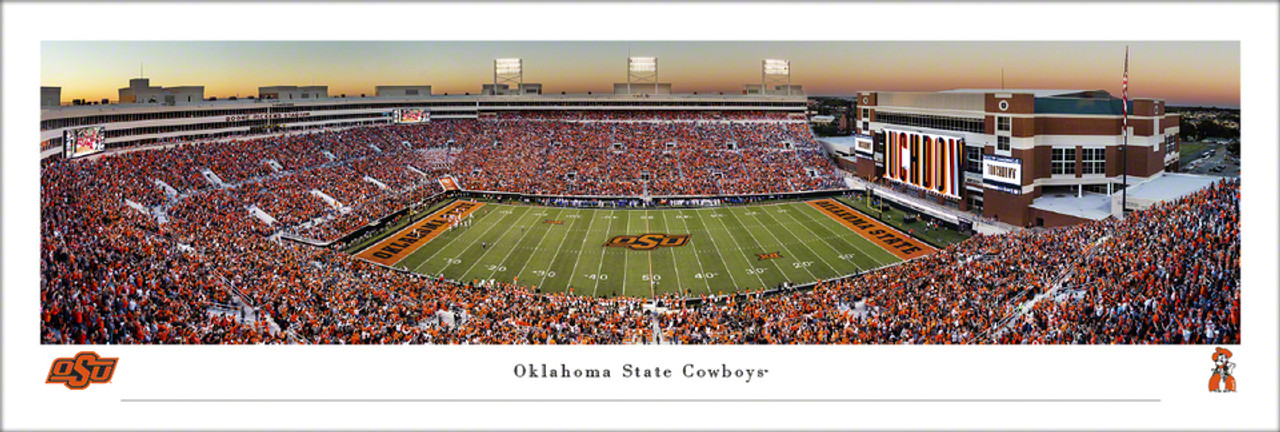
[40,111,1239,344]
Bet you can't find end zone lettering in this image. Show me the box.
[356,201,485,265]
[807,199,937,260]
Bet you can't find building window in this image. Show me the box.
[1082,147,1105,174]
[965,146,982,173]
[997,136,1010,152]
[873,111,984,133]
[1052,147,1076,175]
[997,116,1011,132]
[861,108,870,119]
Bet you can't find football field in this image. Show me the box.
[366,200,911,298]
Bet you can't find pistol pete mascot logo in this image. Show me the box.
[47,351,118,390]
[1208,347,1236,393]
[604,233,690,251]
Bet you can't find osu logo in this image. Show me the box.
[47,351,117,390]
[757,252,783,260]
[1208,347,1236,393]
[604,233,690,251]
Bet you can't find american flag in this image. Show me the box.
[1122,46,1129,131]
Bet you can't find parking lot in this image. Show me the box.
[1181,143,1240,177]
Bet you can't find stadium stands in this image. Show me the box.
[39,111,1240,345]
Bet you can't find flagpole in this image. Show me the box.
[1121,46,1128,218]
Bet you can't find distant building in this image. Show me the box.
[41,87,61,107]
[118,78,204,105]
[853,88,1184,227]
[258,85,328,100]
[376,85,432,98]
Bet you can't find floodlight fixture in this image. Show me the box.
[628,57,657,73]
[627,56,658,94]
[495,58,523,75]
[763,59,790,75]
[762,58,792,95]
[493,58,524,95]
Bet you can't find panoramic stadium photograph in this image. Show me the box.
[39,41,1240,345]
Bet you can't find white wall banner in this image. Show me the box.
[982,154,1023,194]
[854,135,874,157]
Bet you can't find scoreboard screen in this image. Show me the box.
[393,108,429,124]
[63,126,106,159]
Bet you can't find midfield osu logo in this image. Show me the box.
[604,233,690,251]
[47,351,118,390]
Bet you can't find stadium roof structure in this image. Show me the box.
[1030,173,1219,222]
[940,88,1101,98]
[933,88,1146,116]
[1034,97,1136,116]
[1029,193,1113,221]
[40,91,806,116]
[1124,173,1219,202]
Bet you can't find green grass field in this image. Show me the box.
[836,196,971,248]
[1179,142,1217,166]
[374,200,909,298]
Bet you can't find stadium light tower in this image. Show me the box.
[628,56,657,94]
[763,59,791,96]
[494,58,523,95]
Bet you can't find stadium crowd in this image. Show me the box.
[454,116,843,196]
[40,111,1239,345]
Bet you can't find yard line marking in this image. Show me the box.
[803,201,900,267]
[519,208,569,289]
[676,209,716,294]
[488,207,556,281]
[756,205,842,278]
[707,208,766,289]
[458,205,535,280]
[658,211,687,296]
[412,204,506,274]
[564,208,597,294]
[645,209,655,299]
[781,203,893,270]
[591,210,616,297]
[357,200,485,266]
[741,206,821,281]
[723,206,796,283]
[622,211,631,297]
[779,202,880,270]
[410,202,502,273]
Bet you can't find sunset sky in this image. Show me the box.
[42,41,1240,108]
